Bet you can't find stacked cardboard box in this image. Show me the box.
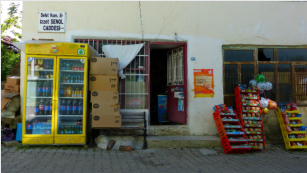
[4,76,20,93]
[89,57,121,128]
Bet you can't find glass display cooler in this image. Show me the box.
[22,42,94,145]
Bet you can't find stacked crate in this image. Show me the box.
[89,57,121,128]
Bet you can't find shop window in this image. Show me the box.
[224,64,238,95]
[277,48,307,61]
[278,64,292,104]
[294,65,307,105]
[167,47,184,86]
[74,39,149,109]
[241,64,254,84]
[224,50,254,62]
[258,48,274,61]
[223,46,307,106]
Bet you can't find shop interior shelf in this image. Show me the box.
[226,132,245,135]
[242,110,260,113]
[230,146,250,149]
[241,97,258,100]
[288,117,302,121]
[61,83,84,85]
[289,146,307,149]
[242,103,259,107]
[60,97,83,99]
[289,124,304,127]
[224,125,242,128]
[34,69,54,71]
[245,131,263,134]
[247,139,264,142]
[60,115,83,117]
[220,113,237,116]
[250,146,265,149]
[240,90,258,93]
[222,119,239,122]
[29,115,52,117]
[244,124,262,127]
[289,138,307,142]
[61,70,84,72]
[242,117,262,120]
[27,78,53,81]
[289,131,306,134]
[228,139,248,142]
[28,97,53,99]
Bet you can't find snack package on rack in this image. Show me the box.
[291,103,298,111]
[291,142,297,146]
[283,114,290,125]
[285,125,293,133]
[297,134,305,138]
[292,127,299,131]
[286,104,291,111]
[288,134,296,139]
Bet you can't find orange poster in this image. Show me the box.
[194,69,214,97]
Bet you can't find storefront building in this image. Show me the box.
[20,2,307,136]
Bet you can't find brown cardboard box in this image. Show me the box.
[92,103,120,115]
[4,83,20,93]
[89,75,118,91]
[92,114,122,128]
[6,76,20,85]
[90,57,118,75]
[90,91,119,103]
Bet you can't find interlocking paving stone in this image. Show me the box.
[1,146,307,172]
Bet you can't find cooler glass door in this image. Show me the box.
[24,55,56,136]
[55,56,87,136]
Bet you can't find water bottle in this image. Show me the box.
[32,123,36,134]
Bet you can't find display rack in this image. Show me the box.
[276,108,307,150]
[234,86,266,150]
[213,110,250,154]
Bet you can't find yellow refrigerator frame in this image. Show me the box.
[22,42,93,145]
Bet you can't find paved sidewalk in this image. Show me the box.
[1,145,307,173]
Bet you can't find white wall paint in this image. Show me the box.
[20,2,307,135]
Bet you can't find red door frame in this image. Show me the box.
[150,42,188,124]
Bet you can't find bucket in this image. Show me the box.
[300,126,307,131]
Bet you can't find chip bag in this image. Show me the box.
[283,114,290,125]
[291,103,297,111]
[285,125,293,133]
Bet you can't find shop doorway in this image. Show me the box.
[150,43,187,125]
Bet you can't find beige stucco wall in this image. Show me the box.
[21,2,307,135]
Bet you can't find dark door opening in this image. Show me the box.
[149,43,187,125]
[149,49,169,125]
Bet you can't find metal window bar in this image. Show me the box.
[294,65,307,105]
[74,39,149,110]
[178,47,184,85]
[278,64,292,104]
[172,49,177,85]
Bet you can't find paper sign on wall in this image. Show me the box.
[38,11,66,32]
[194,69,214,97]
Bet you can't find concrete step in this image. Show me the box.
[147,135,222,149]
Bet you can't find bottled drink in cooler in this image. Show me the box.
[26,121,33,134]
[72,99,78,115]
[62,61,66,70]
[67,100,72,115]
[44,100,50,115]
[74,125,78,134]
[51,83,53,96]
[43,82,47,96]
[79,125,82,134]
[34,101,39,115]
[39,99,45,115]
[67,85,72,97]
[66,74,70,83]
[50,61,53,69]
[60,74,64,83]
[66,61,70,70]
[70,62,73,70]
[46,82,50,97]
[81,76,84,83]
[37,82,42,96]
[32,123,37,134]
[71,75,74,83]
[50,101,52,115]
[60,85,64,97]
[72,87,76,97]
[78,100,83,115]
[64,87,67,97]
[64,125,67,134]
[77,75,81,83]
[60,100,67,115]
